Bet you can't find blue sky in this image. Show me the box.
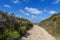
[0,0,60,23]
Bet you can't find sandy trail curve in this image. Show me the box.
[21,25,56,40]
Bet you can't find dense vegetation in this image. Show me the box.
[39,13,60,40]
[0,11,33,40]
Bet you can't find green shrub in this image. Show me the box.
[0,34,6,40]
[56,26,60,34]
[4,29,20,40]
[0,11,33,40]
[19,27,26,36]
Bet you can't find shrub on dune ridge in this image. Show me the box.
[0,10,33,40]
[39,13,60,40]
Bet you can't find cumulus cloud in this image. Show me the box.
[43,9,47,12]
[11,0,21,4]
[25,13,30,16]
[4,4,11,8]
[53,0,60,4]
[8,12,12,14]
[19,10,25,13]
[25,7,43,14]
[31,15,37,19]
[19,10,30,16]
[49,10,57,14]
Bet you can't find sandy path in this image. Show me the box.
[21,25,56,40]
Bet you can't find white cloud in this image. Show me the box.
[19,10,25,13]
[25,7,43,14]
[43,9,47,12]
[53,0,60,4]
[25,13,30,16]
[31,15,37,19]
[19,10,30,16]
[16,14,22,18]
[8,12,12,14]
[11,0,21,4]
[49,11,57,14]
[4,4,11,8]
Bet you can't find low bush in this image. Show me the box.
[0,11,33,40]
